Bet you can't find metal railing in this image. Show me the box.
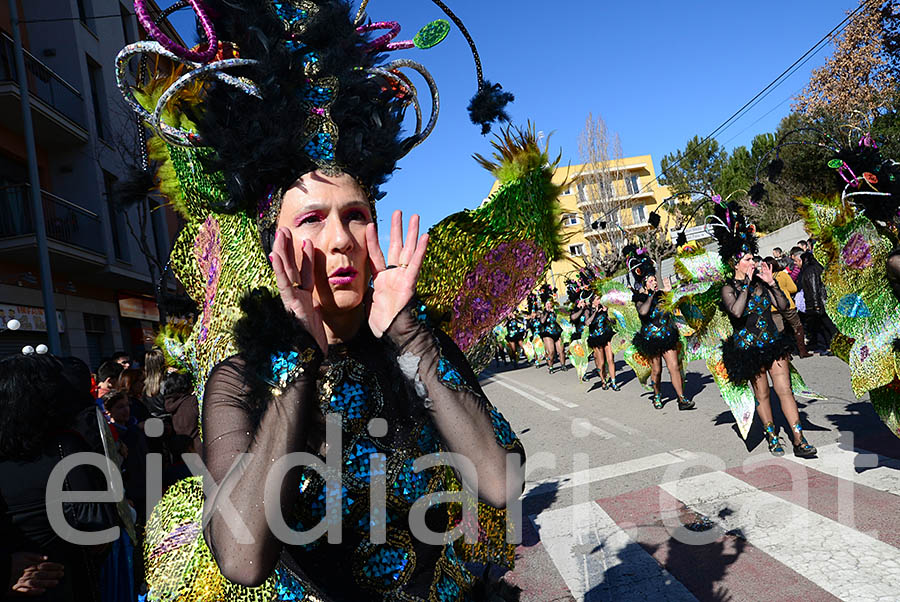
[0,185,105,255]
[0,33,87,129]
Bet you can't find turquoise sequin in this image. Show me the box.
[360,544,411,587]
[303,132,335,162]
[274,567,308,601]
[437,358,465,390]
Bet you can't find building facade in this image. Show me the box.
[541,154,684,298]
[0,0,181,367]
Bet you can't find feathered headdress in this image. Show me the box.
[708,196,758,263]
[623,244,655,284]
[120,0,514,236]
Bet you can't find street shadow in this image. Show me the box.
[683,371,713,399]
[711,385,831,452]
[829,400,900,466]
[582,514,747,602]
[521,481,559,539]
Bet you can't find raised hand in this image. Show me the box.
[9,552,64,596]
[758,261,775,285]
[270,226,328,354]
[365,210,429,338]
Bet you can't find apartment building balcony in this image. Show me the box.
[575,188,656,210]
[0,185,107,273]
[0,33,88,147]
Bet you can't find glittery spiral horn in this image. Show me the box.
[133,0,218,63]
[367,58,440,154]
[358,21,416,52]
[116,41,260,147]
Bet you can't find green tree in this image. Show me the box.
[658,135,728,196]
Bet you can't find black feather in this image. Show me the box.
[766,158,784,182]
[749,182,767,205]
[647,211,660,228]
[467,80,514,135]
[113,167,156,209]
[676,231,688,246]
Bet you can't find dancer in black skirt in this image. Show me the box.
[586,294,618,390]
[711,200,816,458]
[626,247,694,410]
[505,312,526,367]
[538,287,568,372]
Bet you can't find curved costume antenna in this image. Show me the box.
[133,0,218,63]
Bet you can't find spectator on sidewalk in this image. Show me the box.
[94,361,124,400]
[772,247,784,259]
[765,257,812,358]
[788,246,803,283]
[798,250,837,353]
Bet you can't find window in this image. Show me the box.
[104,172,129,261]
[568,244,584,257]
[625,174,640,195]
[120,3,136,43]
[563,213,578,226]
[77,0,96,33]
[87,58,108,139]
[83,313,108,370]
[632,205,646,225]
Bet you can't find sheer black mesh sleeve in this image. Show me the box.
[385,306,525,509]
[200,355,320,587]
[721,281,751,319]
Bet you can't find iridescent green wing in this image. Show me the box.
[415,126,564,361]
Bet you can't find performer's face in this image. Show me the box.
[278,171,373,314]
[645,275,657,291]
[736,253,755,277]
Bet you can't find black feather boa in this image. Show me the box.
[587,331,614,348]
[721,333,791,384]
[231,287,324,425]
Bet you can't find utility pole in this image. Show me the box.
[9,0,61,354]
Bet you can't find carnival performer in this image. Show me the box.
[117,0,565,599]
[626,247,693,410]
[712,200,817,458]
[539,295,567,373]
[586,293,618,390]
[504,311,527,366]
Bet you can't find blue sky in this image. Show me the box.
[168,0,858,239]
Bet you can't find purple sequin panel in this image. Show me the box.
[193,215,222,342]
[451,241,547,352]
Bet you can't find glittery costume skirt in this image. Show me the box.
[632,324,679,356]
[506,330,525,342]
[721,333,792,384]
[587,330,614,348]
[540,323,562,341]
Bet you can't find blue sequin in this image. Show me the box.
[434,573,462,601]
[274,566,308,600]
[489,407,516,447]
[304,83,335,106]
[360,544,411,587]
[437,358,465,390]
[303,132,335,162]
[391,458,431,503]
[272,1,308,24]
[345,439,381,484]
[328,381,368,420]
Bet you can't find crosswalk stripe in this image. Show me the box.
[488,379,560,411]
[660,470,900,600]
[524,450,698,498]
[782,442,900,496]
[493,374,580,408]
[531,501,697,601]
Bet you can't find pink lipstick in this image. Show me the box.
[329,266,358,286]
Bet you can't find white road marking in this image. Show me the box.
[489,379,560,411]
[571,418,616,440]
[493,373,580,408]
[597,417,641,437]
[531,501,697,601]
[660,470,900,601]
[783,442,900,496]
[524,450,699,498]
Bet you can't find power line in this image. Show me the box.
[22,13,133,24]
[582,0,874,231]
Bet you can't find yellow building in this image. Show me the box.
[491,154,688,300]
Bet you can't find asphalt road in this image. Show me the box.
[479,352,900,601]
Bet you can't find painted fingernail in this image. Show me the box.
[267,254,273,263]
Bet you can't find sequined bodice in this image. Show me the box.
[506,318,524,336]
[283,332,517,601]
[634,292,674,339]
[588,310,611,337]
[728,281,780,350]
[572,312,587,337]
